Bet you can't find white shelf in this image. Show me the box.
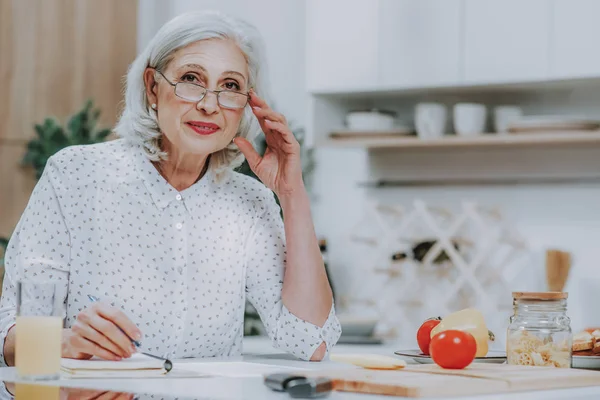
[310,76,600,99]
[321,131,600,150]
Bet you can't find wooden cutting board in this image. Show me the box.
[301,364,600,398]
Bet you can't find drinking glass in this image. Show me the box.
[16,281,63,380]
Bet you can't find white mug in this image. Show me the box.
[415,103,447,140]
[494,106,523,133]
[453,103,487,136]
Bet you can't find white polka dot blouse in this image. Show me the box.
[0,139,341,365]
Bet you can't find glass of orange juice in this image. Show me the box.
[16,281,63,380]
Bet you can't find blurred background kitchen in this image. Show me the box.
[2,0,600,350]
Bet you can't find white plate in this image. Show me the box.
[394,349,507,364]
[507,115,600,131]
[573,355,600,370]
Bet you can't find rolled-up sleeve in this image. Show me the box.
[244,191,341,360]
[0,158,71,367]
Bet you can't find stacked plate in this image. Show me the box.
[394,349,507,364]
[507,116,600,133]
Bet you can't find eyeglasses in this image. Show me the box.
[154,69,250,110]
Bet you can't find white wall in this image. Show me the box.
[312,147,600,333]
[138,1,600,337]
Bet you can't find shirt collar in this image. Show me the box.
[132,145,213,211]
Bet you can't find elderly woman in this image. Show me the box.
[0,11,340,365]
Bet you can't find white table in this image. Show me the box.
[1,337,599,400]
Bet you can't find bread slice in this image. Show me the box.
[574,349,596,356]
[592,329,600,340]
[593,339,600,355]
[330,354,407,370]
[573,331,594,352]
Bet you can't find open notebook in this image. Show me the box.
[61,353,174,378]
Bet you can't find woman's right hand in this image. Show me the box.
[63,302,142,361]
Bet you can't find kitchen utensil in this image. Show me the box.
[415,103,447,139]
[300,363,600,397]
[264,373,333,398]
[493,106,523,133]
[394,349,506,365]
[453,103,487,136]
[345,109,396,131]
[507,115,600,133]
[545,250,571,292]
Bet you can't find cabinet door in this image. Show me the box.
[551,0,600,79]
[463,0,551,83]
[306,0,379,92]
[379,0,462,88]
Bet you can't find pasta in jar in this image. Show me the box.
[507,330,571,368]
[506,292,572,368]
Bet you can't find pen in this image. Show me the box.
[87,294,173,372]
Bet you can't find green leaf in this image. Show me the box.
[24,100,111,180]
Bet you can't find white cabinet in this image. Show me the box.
[551,0,600,79]
[463,0,551,84]
[378,0,462,88]
[306,0,380,92]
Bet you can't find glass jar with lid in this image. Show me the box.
[507,291,572,368]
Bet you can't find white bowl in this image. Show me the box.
[346,110,396,131]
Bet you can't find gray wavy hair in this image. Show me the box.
[115,11,269,172]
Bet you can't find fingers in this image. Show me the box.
[248,90,269,109]
[94,392,135,400]
[94,303,142,343]
[234,137,262,169]
[71,303,141,360]
[70,334,122,361]
[264,119,298,147]
[85,313,136,357]
[251,105,286,124]
[63,388,134,400]
[71,320,130,358]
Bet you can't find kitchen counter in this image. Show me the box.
[1,337,599,399]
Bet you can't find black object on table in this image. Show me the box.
[264,373,332,398]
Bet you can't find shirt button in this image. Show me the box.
[175,222,183,230]
[176,194,182,201]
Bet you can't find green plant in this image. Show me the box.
[0,238,8,268]
[22,99,112,179]
[0,100,111,259]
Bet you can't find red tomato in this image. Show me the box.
[416,319,441,355]
[429,330,477,369]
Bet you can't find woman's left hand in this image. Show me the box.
[234,90,304,198]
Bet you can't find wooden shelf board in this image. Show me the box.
[321,131,600,149]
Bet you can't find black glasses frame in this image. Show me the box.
[153,69,250,109]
